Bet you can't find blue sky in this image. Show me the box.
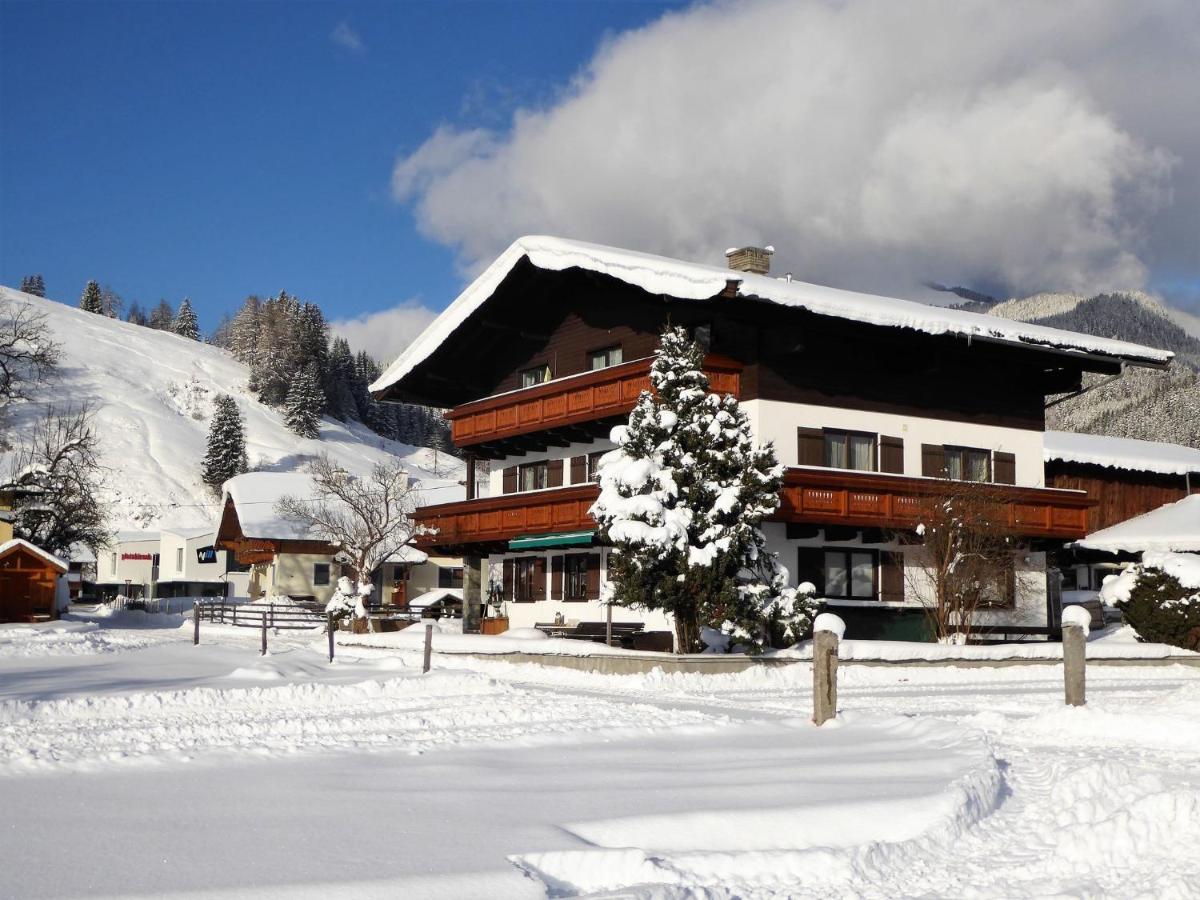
[3,1,1197,359]
[0,1,683,338]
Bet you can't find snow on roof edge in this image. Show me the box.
[0,538,68,571]
[371,235,1174,397]
[1075,495,1200,554]
[1045,431,1200,476]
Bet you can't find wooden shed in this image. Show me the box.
[0,539,68,623]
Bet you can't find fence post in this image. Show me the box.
[423,623,433,674]
[261,612,268,656]
[812,613,844,726]
[193,600,200,645]
[327,612,336,663]
[232,602,237,626]
[606,603,613,647]
[1061,606,1089,707]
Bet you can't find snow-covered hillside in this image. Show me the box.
[0,286,463,531]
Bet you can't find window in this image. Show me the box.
[111,552,117,575]
[519,461,549,492]
[176,548,184,572]
[945,447,990,482]
[520,364,552,388]
[823,550,877,600]
[824,431,876,471]
[588,346,623,371]
[564,555,588,600]
[514,558,538,602]
[438,566,464,589]
[586,451,605,482]
[313,563,331,587]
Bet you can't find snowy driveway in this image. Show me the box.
[1,615,1198,898]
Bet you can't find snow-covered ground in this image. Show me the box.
[0,286,463,531]
[2,614,1198,899]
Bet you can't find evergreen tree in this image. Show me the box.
[591,326,812,653]
[209,312,234,349]
[230,296,262,362]
[148,300,175,330]
[20,275,45,297]
[324,337,359,420]
[100,285,122,318]
[283,364,324,439]
[79,280,104,314]
[125,302,148,327]
[174,297,200,340]
[201,395,248,492]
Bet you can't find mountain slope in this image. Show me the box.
[987,291,1200,448]
[1,286,463,532]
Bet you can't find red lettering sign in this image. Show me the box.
[121,553,153,561]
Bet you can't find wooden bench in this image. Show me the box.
[535,621,645,648]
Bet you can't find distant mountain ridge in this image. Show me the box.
[984,290,1200,449]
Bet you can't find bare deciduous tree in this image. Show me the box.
[5,404,110,556]
[275,455,425,589]
[0,297,60,428]
[898,479,1029,643]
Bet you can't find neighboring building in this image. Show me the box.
[66,543,97,602]
[0,489,14,544]
[370,236,1172,642]
[1044,431,1200,533]
[156,527,244,599]
[95,532,160,600]
[372,545,464,606]
[0,539,67,623]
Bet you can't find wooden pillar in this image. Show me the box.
[463,555,483,634]
[465,453,477,501]
[812,629,839,726]
[1063,624,1087,707]
[423,623,434,673]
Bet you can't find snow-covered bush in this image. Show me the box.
[325,576,371,621]
[1101,552,1200,651]
[590,326,803,653]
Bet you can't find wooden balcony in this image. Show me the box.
[779,467,1092,540]
[415,484,601,553]
[446,354,742,458]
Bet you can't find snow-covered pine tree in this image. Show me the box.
[79,280,104,314]
[590,326,812,653]
[283,364,324,439]
[100,285,122,318]
[30,275,46,297]
[323,337,358,420]
[174,298,200,340]
[201,394,249,492]
[230,297,261,362]
[148,300,175,330]
[20,276,41,296]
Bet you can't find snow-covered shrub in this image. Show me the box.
[590,326,800,653]
[1101,552,1200,651]
[325,576,371,621]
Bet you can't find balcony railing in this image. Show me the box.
[446,354,742,454]
[415,467,1092,552]
[779,467,1091,539]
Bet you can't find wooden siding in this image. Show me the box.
[414,484,600,551]
[0,544,62,623]
[1046,461,1198,532]
[447,354,742,450]
[780,468,1092,539]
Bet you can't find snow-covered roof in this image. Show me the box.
[223,472,322,541]
[113,531,160,544]
[407,588,463,608]
[1076,495,1200,554]
[385,544,429,565]
[161,526,217,540]
[0,538,68,571]
[371,236,1173,396]
[1045,431,1200,476]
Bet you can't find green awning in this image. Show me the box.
[508,530,596,550]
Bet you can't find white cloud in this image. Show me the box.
[330,21,365,54]
[391,0,1197,301]
[331,304,438,365]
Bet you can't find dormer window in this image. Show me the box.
[520,364,552,388]
[588,346,623,371]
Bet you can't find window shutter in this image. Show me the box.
[548,458,564,488]
[994,451,1016,485]
[586,553,602,599]
[797,427,824,467]
[570,455,586,484]
[921,444,946,478]
[550,555,563,599]
[880,552,904,602]
[796,547,824,595]
[503,466,518,494]
[502,559,513,600]
[532,557,546,602]
[879,436,904,474]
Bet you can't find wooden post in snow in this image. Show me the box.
[327,612,336,663]
[1061,605,1089,707]
[812,614,844,726]
[423,623,433,674]
[606,603,613,648]
[260,611,268,656]
[193,601,200,645]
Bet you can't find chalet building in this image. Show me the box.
[370,236,1173,644]
[0,538,68,623]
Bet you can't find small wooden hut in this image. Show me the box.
[0,539,68,623]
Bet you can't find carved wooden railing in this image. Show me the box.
[446,354,742,450]
[414,484,601,550]
[779,467,1092,539]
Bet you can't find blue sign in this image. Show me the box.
[196,546,218,564]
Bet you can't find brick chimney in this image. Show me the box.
[724,245,774,276]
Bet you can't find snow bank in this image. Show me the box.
[372,236,1170,396]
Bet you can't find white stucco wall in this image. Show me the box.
[267,553,340,604]
[488,438,617,495]
[97,537,159,592]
